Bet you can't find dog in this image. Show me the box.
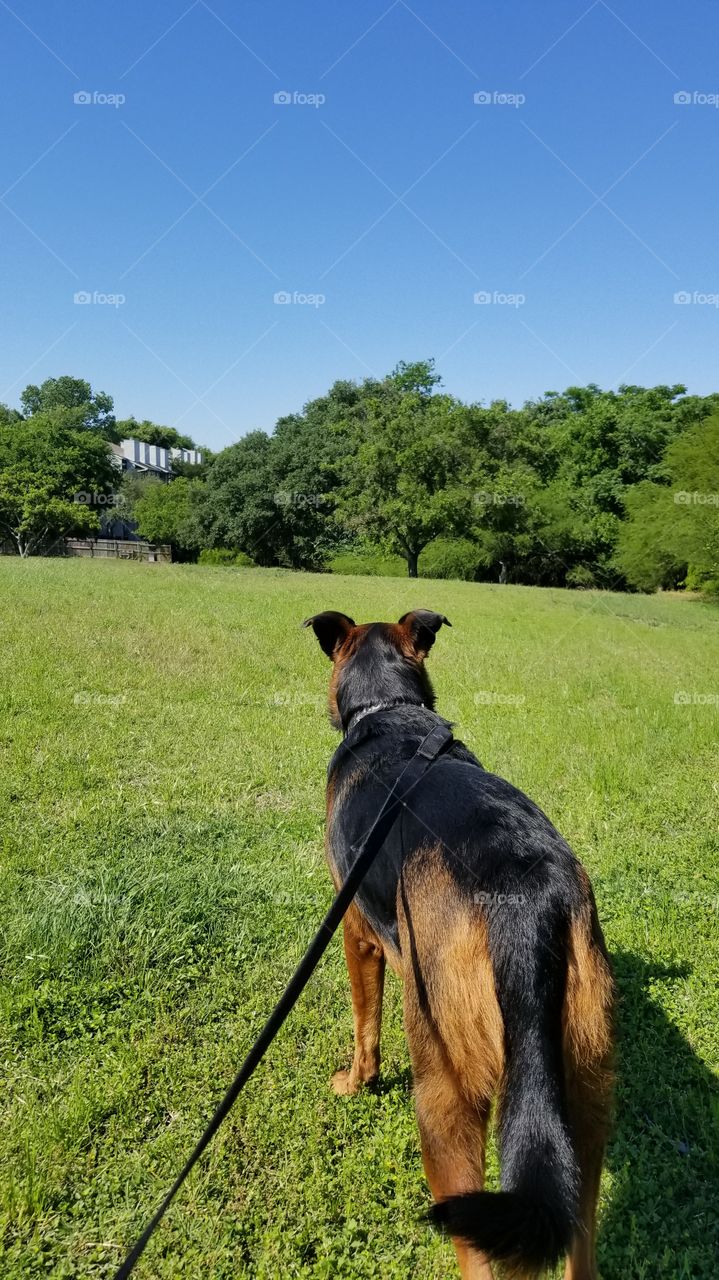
[303,608,615,1280]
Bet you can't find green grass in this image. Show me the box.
[0,558,717,1279]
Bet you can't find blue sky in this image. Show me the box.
[1,0,717,450]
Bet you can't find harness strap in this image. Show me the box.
[113,720,453,1280]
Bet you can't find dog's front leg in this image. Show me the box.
[331,908,385,1095]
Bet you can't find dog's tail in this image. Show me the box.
[430,903,579,1275]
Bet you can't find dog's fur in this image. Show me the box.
[304,609,614,1280]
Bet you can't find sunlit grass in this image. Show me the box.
[0,558,717,1277]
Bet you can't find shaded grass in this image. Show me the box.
[0,558,717,1277]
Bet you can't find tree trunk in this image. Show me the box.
[407,548,419,578]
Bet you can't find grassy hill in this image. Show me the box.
[0,558,717,1278]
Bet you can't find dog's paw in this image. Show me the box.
[330,1068,360,1096]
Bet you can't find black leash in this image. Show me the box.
[113,719,453,1279]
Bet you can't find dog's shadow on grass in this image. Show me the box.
[600,950,719,1277]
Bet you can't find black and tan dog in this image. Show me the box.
[304,608,615,1280]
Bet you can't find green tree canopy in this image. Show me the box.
[115,417,197,451]
[337,365,471,577]
[20,376,116,439]
[132,476,203,558]
[4,363,719,590]
[0,403,23,427]
[616,414,719,592]
[0,418,116,556]
[196,376,370,569]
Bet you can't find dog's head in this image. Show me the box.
[302,609,451,731]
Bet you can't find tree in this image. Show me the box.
[197,433,280,565]
[115,417,196,451]
[337,366,471,577]
[613,483,683,591]
[196,376,367,571]
[20,376,116,438]
[0,403,23,427]
[473,383,718,588]
[118,469,154,515]
[389,358,442,396]
[0,418,117,555]
[132,476,203,558]
[197,430,332,568]
[170,452,212,480]
[616,414,719,592]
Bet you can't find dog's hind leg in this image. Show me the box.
[398,854,502,1278]
[562,896,615,1280]
[405,980,495,1279]
[331,904,386,1095]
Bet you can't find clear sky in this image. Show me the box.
[1,0,717,450]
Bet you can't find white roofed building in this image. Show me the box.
[111,439,204,479]
[115,439,172,478]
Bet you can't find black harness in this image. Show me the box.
[113,718,453,1279]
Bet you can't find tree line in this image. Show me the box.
[1,365,718,593]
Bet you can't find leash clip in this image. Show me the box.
[416,722,453,761]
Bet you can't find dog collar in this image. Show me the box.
[344,699,425,735]
[327,704,449,782]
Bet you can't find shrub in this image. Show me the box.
[566,564,597,589]
[420,537,482,581]
[198,548,255,567]
[329,548,406,577]
[684,565,719,595]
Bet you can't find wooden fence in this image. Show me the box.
[63,539,172,562]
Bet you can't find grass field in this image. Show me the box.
[1,558,717,1279]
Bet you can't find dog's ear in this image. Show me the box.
[302,610,356,660]
[398,609,451,656]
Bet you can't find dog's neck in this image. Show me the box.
[344,698,426,736]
